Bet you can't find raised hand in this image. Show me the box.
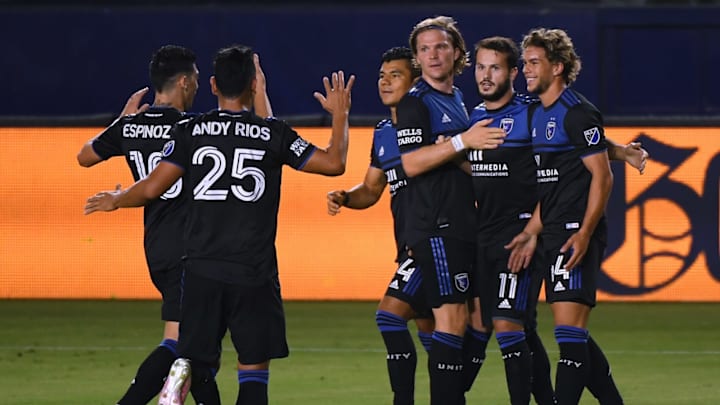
[313,71,356,115]
[119,87,150,117]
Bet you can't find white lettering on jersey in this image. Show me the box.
[397,128,422,137]
[235,123,271,141]
[122,124,172,139]
[191,121,232,136]
[290,137,310,157]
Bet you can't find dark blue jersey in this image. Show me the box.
[370,119,411,258]
[91,106,186,272]
[162,109,317,285]
[395,78,476,246]
[530,88,607,232]
[468,94,538,244]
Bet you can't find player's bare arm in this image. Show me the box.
[327,166,387,215]
[84,162,183,215]
[562,151,613,270]
[606,138,649,174]
[401,118,505,177]
[302,70,356,176]
[77,87,152,168]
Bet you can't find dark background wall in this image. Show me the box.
[1,2,719,122]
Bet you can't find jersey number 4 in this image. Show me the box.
[193,146,266,202]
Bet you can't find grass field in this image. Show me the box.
[0,300,718,404]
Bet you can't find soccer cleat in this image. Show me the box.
[158,358,191,405]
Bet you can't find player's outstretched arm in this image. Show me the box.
[401,118,504,177]
[327,166,387,215]
[253,54,273,119]
[302,71,356,176]
[84,162,183,215]
[606,138,649,174]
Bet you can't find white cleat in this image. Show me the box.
[158,358,191,405]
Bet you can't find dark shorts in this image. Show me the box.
[149,264,183,322]
[474,240,543,327]
[384,252,432,318]
[537,229,605,307]
[411,237,474,308]
[177,269,289,366]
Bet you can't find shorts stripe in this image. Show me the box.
[430,237,451,296]
[516,272,530,311]
[403,265,423,296]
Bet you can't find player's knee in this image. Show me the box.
[375,310,408,332]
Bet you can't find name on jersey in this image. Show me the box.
[122,124,172,139]
[397,128,423,146]
[191,121,271,141]
[471,163,509,177]
[536,168,559,183]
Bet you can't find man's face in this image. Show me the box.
[521,46,554,95]
[474,48,515,102]
[415,29,458,82]
[378,59,414,107]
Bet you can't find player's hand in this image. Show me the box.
[327,190,346,215]
[504,231,537,273]
[560,231,590,271]
[254,53,267,90]
[313,71,356,115]
[84,184,122,215]
[461,119,505,150]
[119,87,150,117]
[625,141,649,174]
[435,135,450,144]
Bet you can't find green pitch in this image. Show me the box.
[0,300,718,404]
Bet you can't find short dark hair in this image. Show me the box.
[213,44,255,98]
[148,45,196,93]
[381,46,421,80]
[475,36,520,70]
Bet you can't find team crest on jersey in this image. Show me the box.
[454,273,469,293]
[545,121,556,140]
[583,127,601,145]
[162,140,175,157]
[500,117,514,134]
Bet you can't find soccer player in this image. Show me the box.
[394,16,506,405]
[508,28,625,404]
[468,36,646,405]
[84,44,354,405]
[326,46,434,405]
[76,45,225,405]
